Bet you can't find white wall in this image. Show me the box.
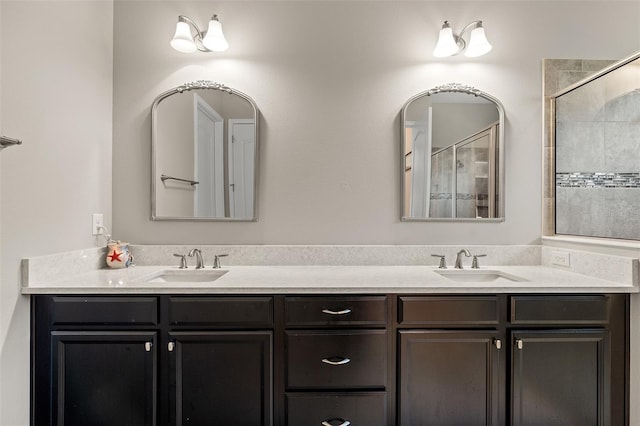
[0,2,113,425]
[113,1,640,246]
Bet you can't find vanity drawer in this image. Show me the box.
[169,296,273,327]
[286,330,387,389]
[51,296,158,325]
[510,295,609,325]
[399,296,500,325]
[286,392,387,426]
[285,296,387,327]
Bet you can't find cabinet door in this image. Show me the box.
[169,331,272,426]
[398,330,503,426]
[51,331,157,426]
[511,329,609,426]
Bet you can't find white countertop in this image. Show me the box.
[21,264,638,294]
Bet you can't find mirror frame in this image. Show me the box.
[151,80,260,221]
[400,83,506,222]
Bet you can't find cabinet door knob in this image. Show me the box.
[321,419,351,426]
[145,342,153,352]
[168,342,175,352]
[321,308,352,315]
[321,357,351,366]
[516,339,523,350]
[494,339,502,350]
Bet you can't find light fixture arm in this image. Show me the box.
[457,20,483,41]
[176,14,222,52]
[448,20,483,56]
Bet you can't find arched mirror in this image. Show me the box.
[401,83,505,221]
[151,81,259,221]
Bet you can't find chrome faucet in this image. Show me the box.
[188,248,205,269]
[454,249,471,269]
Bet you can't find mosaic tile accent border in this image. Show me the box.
[430,193,483,200]
[556,172,640,188]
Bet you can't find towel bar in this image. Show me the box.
[160,174,199,186]
[0,135,22,148]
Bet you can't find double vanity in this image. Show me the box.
[23,245,637,426]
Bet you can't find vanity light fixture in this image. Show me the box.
[433,20,492,58]
[170,14,229,53]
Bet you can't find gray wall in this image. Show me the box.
[113,1,640,246]
[0,2,113,424]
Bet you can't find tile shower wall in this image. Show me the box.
[542,59,615,236]
[554,58,640,240]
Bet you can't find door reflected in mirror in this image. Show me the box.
[151,81,259,221]
[401,83,505,221]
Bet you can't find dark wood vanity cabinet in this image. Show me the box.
[49,331,158,426]
[398,296,505,426]
[398,330,504,425]
[32,293,629,426]
[166,297,273,426]
[32,296,273,426]
[168,331,272,426]
[397,294,628,426]
[510,329,608,426]
[284,296,388,426]
[32,296,160,426]
[509,295,623,426]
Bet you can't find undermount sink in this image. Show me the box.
[145,269,228,283]
[435,269,527,283]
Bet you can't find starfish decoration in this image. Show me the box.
[108,250,123,262]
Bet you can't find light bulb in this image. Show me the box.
[433,22,460,57]
[170,20,197,53]
[465,25,492,57]
[202,17,229,52]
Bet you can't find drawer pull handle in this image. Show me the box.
[321,308,352,315]
[321,419,351,426]
[321,357,351,366]
[516,339,523,350]
[168,342,175,352]
[494,339,502,350]
[145,342,153,352]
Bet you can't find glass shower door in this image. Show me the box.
[455,128,495,219]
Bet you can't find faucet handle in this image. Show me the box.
[173,253,188,269]
[431,254,447,269]
[471,254,487,269]
[213,254,229,269]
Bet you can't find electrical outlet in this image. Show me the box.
[551,250,570,267]
[92,213,104,235]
